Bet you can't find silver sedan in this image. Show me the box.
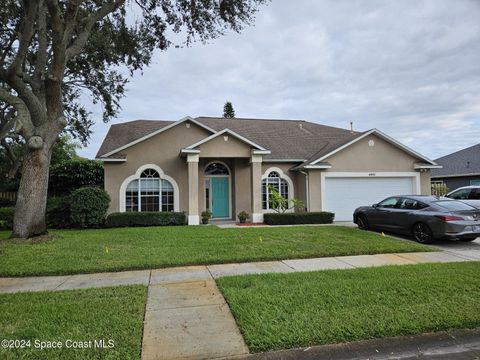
[353,195,480,243]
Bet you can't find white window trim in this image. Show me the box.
[119,164,179,212]
[320,172,421,211]
[261,167,295,213]
[203,160,232,219]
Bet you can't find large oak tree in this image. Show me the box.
[0,0,266,238]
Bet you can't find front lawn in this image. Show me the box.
[217,262,480,353]
[0,285,147,360]
[0,226,431,277]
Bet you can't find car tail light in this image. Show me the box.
[435,215,465,222]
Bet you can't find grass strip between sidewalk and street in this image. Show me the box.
[0,226,432,277]
[217,262,480,353]
[0,285,147,360]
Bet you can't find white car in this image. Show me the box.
[446,186,480,209]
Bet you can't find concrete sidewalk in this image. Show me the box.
[1,249,479,360]
[142,279,249,360]
[0,250,478,294]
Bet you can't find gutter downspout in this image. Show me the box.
[300,170,309,211]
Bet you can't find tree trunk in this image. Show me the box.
[12,144,52,238]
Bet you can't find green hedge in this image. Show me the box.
[105,212,186,228]
[0,207,15,230]
[263,212,335,225]
[47,196,72,228]
[70,187,111,228]
[49,158,104,196]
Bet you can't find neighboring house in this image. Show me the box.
[96,116,438,223]
[431,143,480,191]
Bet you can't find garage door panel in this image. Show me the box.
[324,177,414,221]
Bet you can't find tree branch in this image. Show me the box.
[8,0,38,76]
[0,69,47,128]
[0,137,22,179]
[0,107,15,140]
[64,0,83,41]
[0,29,17,69]
[0,86,34,139]
[46,0,67,79]
[65,0,125,61]
[33,0,48,95]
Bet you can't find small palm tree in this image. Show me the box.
[267,185,304,213]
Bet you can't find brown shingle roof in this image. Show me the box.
[96,120,174,158]
[195,117,360,160]
[96,116,360,163]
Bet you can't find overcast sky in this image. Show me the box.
[79,0,480,160]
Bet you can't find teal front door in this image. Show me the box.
[211,177,229,218]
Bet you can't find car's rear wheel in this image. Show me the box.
[412,222,434,244]
[356,214,369,230]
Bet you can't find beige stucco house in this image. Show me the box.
[96,116,440,224]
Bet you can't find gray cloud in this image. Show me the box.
[80,0,480,160]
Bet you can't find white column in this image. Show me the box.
[250,154,263,223]
[187,154,199,225]
[308,170,322,212]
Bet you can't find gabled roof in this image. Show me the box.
[96,116,215,158]
[182,128,269,153]
[96,116,359,160]
[431,143,480,178]
[195,117,360,161]
[95,116,434,167]
[309,128,438,166]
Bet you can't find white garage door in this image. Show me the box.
[324,176,415,221]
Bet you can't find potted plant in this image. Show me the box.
[201,210,212,224]
[237,211,249,224]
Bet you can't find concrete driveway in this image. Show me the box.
[373,229,480,261]
[434,237,480,260]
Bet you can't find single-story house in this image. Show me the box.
[96,116,438,224]
[431,143,480,191]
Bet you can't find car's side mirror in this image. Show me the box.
[372,203,378,208]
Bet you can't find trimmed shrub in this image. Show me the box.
[106,212,186,228]
[263,212,335,225]
[47,196,72,228]
[0,207,15,230]
[70,187,111,228]
[49,158,104,196]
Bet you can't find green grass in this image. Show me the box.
[0,285,147,360]
[0,226,432,277]
[217,262,480,353]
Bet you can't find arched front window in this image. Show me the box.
[125,169,174,212]
[262,171,289,210]
[205,162,229,175]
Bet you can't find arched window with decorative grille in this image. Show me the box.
[262,170,291,210]
[122,166,177,212]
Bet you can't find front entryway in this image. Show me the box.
[211,177,229,218]
[205,162,231,219]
